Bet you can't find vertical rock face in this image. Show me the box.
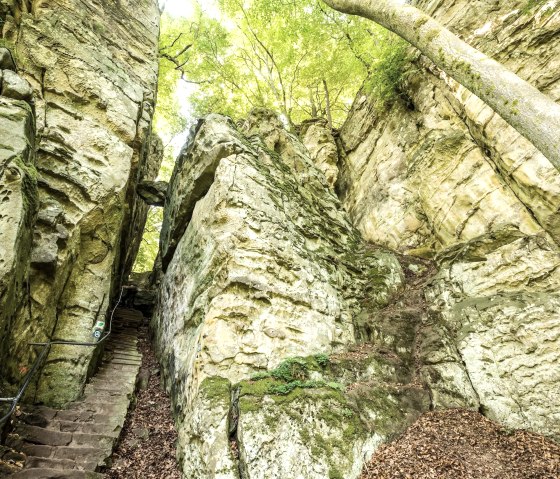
[153,112,431,479]
[339,0,560,251]
[0,0,161,406]
[337,0,560,441]
[300,118,339,187]
[427,228,560,438]
[0,91,36,378]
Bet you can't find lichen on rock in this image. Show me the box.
[0,0,162,406]
[152,111,408,478]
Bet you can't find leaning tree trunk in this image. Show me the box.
[323,0,560,172]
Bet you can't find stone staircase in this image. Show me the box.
[1,309,144,478]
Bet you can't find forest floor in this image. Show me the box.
[105,328,181,479]
[360,408,560,479]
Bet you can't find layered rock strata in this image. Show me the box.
[0,51,37,387]
[153,3,560,476]
[0,0,161,406]
[337,0,560,441]
[153,112,438,479]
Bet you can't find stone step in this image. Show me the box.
[83,383,134,396]
[35,419,122,437]
[25,456,93,471]
[13,426,115,453]
[9,468,103,478]
[6,308,143,478]
[98,361,140,370]
[14,426,72,447]
[70,433,114,454]
[89,372,138,383]
[103,348,140,356]
[102,351,139,359]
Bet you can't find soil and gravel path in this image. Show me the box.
[106,329,180,479]
[360,409,560,479]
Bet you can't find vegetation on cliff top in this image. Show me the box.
[155,0,411,134]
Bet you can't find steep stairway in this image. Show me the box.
[1,309,144,478]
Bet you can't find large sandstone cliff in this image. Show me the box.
[152,1,560,478]
[338,0,560,441]
[1,0,557,476]
[0,0,162,406]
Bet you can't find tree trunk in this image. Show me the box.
[310,87,318,118]
[323,79,333,130]
[322,0,560,172]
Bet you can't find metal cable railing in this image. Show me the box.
[0,287,125,427]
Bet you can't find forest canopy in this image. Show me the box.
[155,0,409,135]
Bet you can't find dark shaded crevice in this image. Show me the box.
[228,386,245,479]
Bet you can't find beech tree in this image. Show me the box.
[322,0,560,172]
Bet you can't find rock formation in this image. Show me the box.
[152,111,430,478]
[1,0,559,477]
[0,55,37,390]
[152,1,560,478]
[337,0,560,441]
[0,0,162,407]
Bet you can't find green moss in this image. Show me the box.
[240,354,345,403]
[425,29,440,43]
[200,376,231,404]
[522,0,550,14]
[13,155,39,213]
[235,352,430,475]
[329,468,344,479]
[250,355,327,383]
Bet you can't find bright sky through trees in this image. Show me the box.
[135,0,411,273]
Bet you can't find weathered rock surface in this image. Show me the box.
[335,0,560,442]
[153,112,425,479]
[0,96,37,387]
[427,227,560,440]
[339,0,560,251]
[1,70,32,100]
[137,179,168,207]
[0,0,161,406]
[0,47,16,70]
[300,118,339,187]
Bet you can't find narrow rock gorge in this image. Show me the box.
[1,0,559,478]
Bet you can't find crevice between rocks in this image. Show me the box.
[228,385,246,479]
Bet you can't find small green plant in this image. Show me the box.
[270,357,309,382]
[363,36,411,110]
[314,353,330,368]
[340,407,354,418]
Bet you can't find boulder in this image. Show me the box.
[137,180,168,206]
[0,48,15,70]
[1,70,32,101]
[153,112,408,478]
